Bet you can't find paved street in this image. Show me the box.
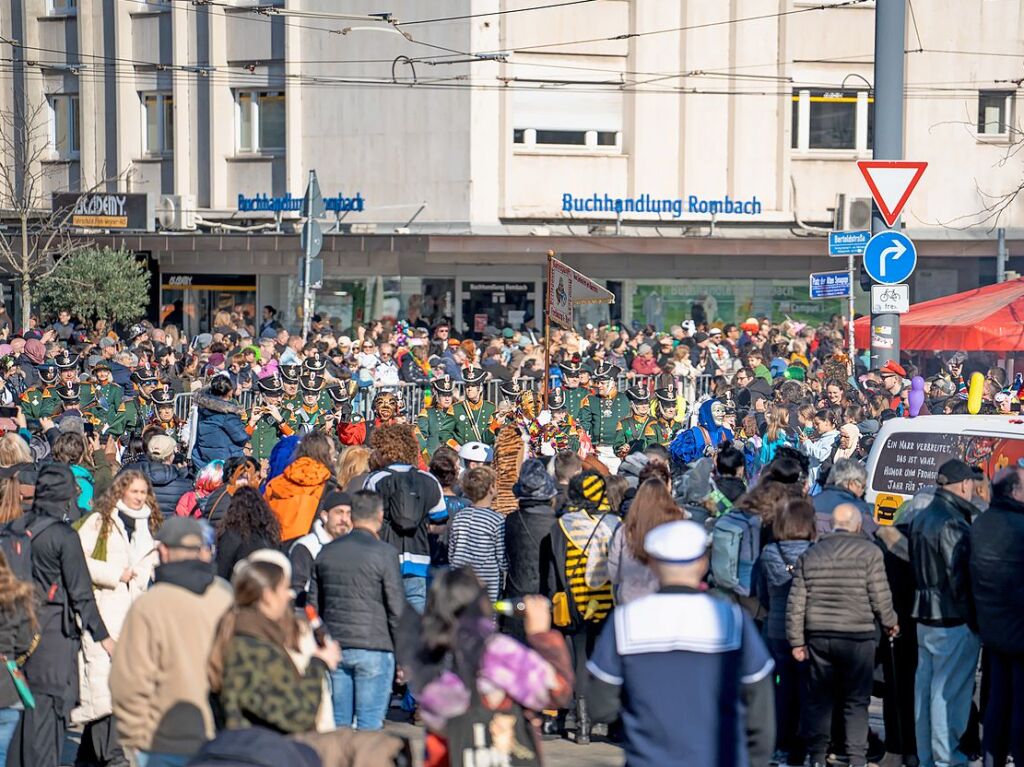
[384,717,624,767]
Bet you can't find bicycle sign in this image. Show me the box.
[870,283,910,314]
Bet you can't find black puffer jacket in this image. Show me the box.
[908,488,976,628]
[121,460,192,517]
[786,530,897,647]
[503,499,556,599]
[969,493,1024,654]
[309,529,405,652]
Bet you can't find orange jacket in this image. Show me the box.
[264,456,331,541]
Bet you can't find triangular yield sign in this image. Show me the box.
[857,161,927,227]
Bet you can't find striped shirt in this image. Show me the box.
[448,505,507,603]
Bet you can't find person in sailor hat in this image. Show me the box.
[586,519,775,767]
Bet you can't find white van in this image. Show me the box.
[864,415,1024,524]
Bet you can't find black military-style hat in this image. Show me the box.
[131,367,159,386]
[56,382,81,402]
[654,387,676,406]
[258,374,284,395]
[432,375,455,396]
[548,388,567,411]
[626,386,651,404]
[151,384,175,406]
[279,364,301,384]
[54,349,80,370]
[299,370,324,393]
[592,362,620,382]
[38,362,60,384]
[325,383,351,404]
[303,352,327,373]
[463,367,488,386]
[559,354,583,376]
[499,380,521,400]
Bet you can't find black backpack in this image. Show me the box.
[0,517,58,583]
[375,469,439,536]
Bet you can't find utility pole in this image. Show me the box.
[868,0,906,367]
[997,227,1007,283]
[300,170,325,341]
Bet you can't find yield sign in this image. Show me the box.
[857,160,927,227]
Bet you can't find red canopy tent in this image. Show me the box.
[854,278,1024,351]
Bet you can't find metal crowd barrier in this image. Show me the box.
[172,373,716,425]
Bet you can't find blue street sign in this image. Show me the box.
[829,230,870,257]
[863,230,917,285]
[809,270,851,300]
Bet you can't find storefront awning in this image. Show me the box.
[854,277,1024,352]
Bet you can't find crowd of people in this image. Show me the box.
[0,304,1020,767]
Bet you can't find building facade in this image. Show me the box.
[2,0,1023,334]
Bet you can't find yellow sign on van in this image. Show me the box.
[874,493,904,526]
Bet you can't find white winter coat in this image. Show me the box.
[71,507,158,725]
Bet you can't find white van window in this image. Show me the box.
[872,430,1024,496]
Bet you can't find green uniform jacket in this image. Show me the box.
[282,395,303,423]
[80,382,123,411]
[19,386,61,420]
[562,387,591,422]
[581,393,631,446]
[653,417,683,446]
[445,400,497,447]
[416,406,453,456]
[288,405,325,434]
[249,414,293,461]
[613,414,658,457]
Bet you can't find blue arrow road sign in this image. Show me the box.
[863,231,917,285]
[829,230,870,257]
[809,270,851,300]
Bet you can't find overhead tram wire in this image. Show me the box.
[0,58,1003,102]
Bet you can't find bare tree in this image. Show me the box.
[0,99,111,328]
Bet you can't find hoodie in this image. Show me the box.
[263,456,332,541]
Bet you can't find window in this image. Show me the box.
[141,93,174,156]
[536,130,586,146]
[235,90,285,153]
[791,89,873,153]
[48,94,80,158]
[49,0,76,12]
[511,88,623,152]
[978,91,1013,136]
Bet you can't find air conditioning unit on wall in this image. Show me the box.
[833,194,873,230]
[158,194,197,231]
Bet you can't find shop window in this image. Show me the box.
[791,89,872,153]
[141,93,174,156]
[48,94,80,159]
[512,87,623,152]
[978,91,1013,137]
[235,90,285,153]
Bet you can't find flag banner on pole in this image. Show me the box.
[547,256,614,329]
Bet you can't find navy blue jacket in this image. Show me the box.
[755,539,812,641]
[812,485,878,539]
[119,460,192,517]
[191,389,249,469]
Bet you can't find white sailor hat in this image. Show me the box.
[458,441,493,464]
[644,520,710,564]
